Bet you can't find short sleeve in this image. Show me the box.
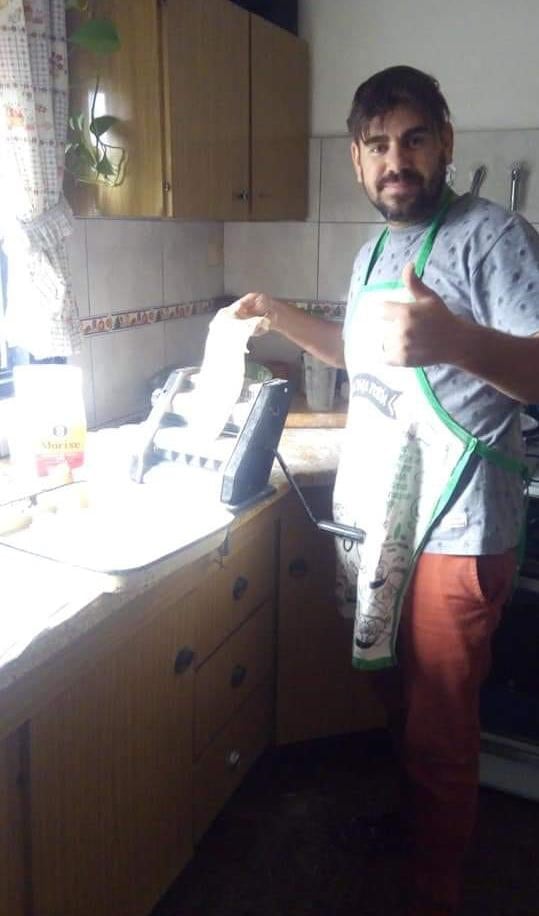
[471,216,539,336]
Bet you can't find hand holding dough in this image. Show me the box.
[220,293,274,336]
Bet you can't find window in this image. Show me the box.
[0,241,13,398]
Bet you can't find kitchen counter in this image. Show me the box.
[0,427,342,700]
[0,425,382,916]
[284,393,348,429]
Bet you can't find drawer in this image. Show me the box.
[193,678,273,843]
[194,599,274,757]
[192,520,275,664]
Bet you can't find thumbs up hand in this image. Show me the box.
[380,262,463,367]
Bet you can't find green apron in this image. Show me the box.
[333,189,528,669]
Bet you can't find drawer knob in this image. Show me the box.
[232,575,249,600]
[289,557,308,578]
[230,664,247,688]
[173,646,195,675]
[226,749,241,770]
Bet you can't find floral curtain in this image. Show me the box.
[0,0,80,358]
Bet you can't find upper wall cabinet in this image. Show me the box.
[66,0,165,219]
[163,0,250,220]
[249,13,309,220]
[66,0,309,220]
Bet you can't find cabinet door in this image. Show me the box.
[66,0,164,217]
[250,15,309,220]
[0,730,26,916]
[193,678,273,842]
[194,598,275,757]
[277,490,385,744]
[163,0,250,219]
[29,597,195,916]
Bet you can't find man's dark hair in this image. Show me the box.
[346,65,451,142]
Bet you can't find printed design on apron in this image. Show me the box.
[334,188,528,670]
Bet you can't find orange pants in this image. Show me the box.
[372,550,516,915]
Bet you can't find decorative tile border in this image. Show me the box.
[217,296,346,321]
[80,297,345,337]
[80,299,217,336]
[294,301,346,320]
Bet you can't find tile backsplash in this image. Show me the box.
[64,128,539,430]
[66,221,223,428]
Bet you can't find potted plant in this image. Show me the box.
[64,0,126,187]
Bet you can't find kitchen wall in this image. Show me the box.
[67,220,224,428]
[300,0,539,136]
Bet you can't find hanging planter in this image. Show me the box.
[64,3,127,187]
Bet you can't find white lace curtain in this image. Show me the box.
[0,0,80,357]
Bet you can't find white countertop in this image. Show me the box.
[0,428,342,693]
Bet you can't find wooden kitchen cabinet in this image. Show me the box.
[0,484,386,916]
[29,585,196,916]
[66,0,165,218]
[0,729,27,916]
[66,0,308,220]
[163,0,250,220]
[250,13,309,220]
[189,511,278,839]
[26,505,278,916]
[193,677,273,841]
[276,488,386,745]
[194,598,274,757]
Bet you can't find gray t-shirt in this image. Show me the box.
[345,192,539,554]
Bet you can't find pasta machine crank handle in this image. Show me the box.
[272,449,365,543]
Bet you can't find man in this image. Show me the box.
[226,66,539,915]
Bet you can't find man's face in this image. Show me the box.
[350,105,454,226]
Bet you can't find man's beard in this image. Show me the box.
[366,155,448,224]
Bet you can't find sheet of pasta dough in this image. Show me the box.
[179,309,267,446]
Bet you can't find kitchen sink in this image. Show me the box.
[0,476,232,577]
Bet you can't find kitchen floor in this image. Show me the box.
[151,730,539,916]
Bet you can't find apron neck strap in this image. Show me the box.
[364,185,457,284]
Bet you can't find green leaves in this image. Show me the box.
[65,8,126,188]
[90,115,119,138]
[69,18,120,55]
[65,110,126,187]
[65,139,96,173]
[95,152,116,178]
[68,111,86,135]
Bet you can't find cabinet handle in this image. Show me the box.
[173,646,195,674]
[226,749,241,770]
[233,190,249,201]
[230,663,247,688]
[289,557,308,578]
[232,575,249,600]
[163,180,171,192]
